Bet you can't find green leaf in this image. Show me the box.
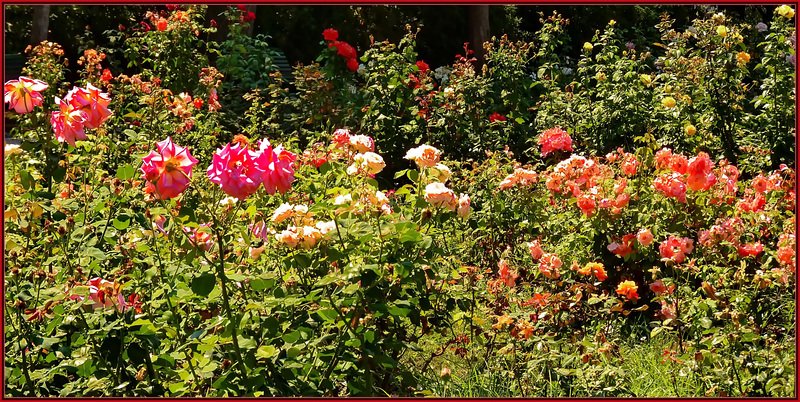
[20,170,34,190]
[287,347,301,358]
[82,247,106,260]
[348,222,372,237]
[116,164,135,180]
[127,343,149,364]
[399,229,422,243]
[282,331,300,344]
[250,278,274,291]
[237,335,257,350]
[256,345,276,359]
[388,305,412,317]
[295,253,312,269]
[113,215,131,230]
[191,273,216,297]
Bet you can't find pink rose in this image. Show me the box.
[256,139,297,195]
[207,143,264,199]
[66,83,112,128]
[51,96,88,147]
[140,137,198,199]
[4,76,49,114]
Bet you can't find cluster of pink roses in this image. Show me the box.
[498,167,538,191]
[165,91,203,133]
[206,139,297,200]
[52,84,113,146]
[606,229,654,259]
[140,136,296,201]
[653,149,732,203]
[330,129,387,177]
[4,77,113,146]
[698,217,745,249]
[606,148,640,176]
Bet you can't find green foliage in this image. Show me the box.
[3,4,795,398]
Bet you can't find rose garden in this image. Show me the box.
[2,4,797,397]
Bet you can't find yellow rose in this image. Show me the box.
[583,42,593,51]
[736,51,751,65]
[595,72,607,81]
[609,20,616,26]
[640,74,652,86]
[661,97,676,108]
[777,5,795,18]
[685,124,696,136]
[717,25,729,37]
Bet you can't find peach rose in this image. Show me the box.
[405,144,442,168]
[457,193,471,218]
[636,228,653,246]
[349,134,375,153]
[424,182,457,211]
[276,228,300,248]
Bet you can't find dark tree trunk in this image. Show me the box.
[468,5,490,66]
[30,5,50,45]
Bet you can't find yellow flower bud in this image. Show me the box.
[595,72,607,81]
[583,42,593,51]
[717,25,729,37]
[609,20,616,26]
[661,97,676,108]
[685,124,696,136]
[640,74,652,86]
[777,5,795,18]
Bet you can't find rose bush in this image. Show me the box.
[3,4,795,397]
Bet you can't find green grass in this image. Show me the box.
[409,334,795,397]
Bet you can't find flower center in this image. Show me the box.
[164,157,180,172]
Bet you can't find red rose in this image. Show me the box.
[489,112,506,123]
[335,41,357,59]
[237,4,247,11]
[100,69,113,83]
[156,18,168,31]
[244,11,255,22]
[416,60,430,72]
[210,19,217,27]
[323,28,339,42]
[347,58,359,72]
